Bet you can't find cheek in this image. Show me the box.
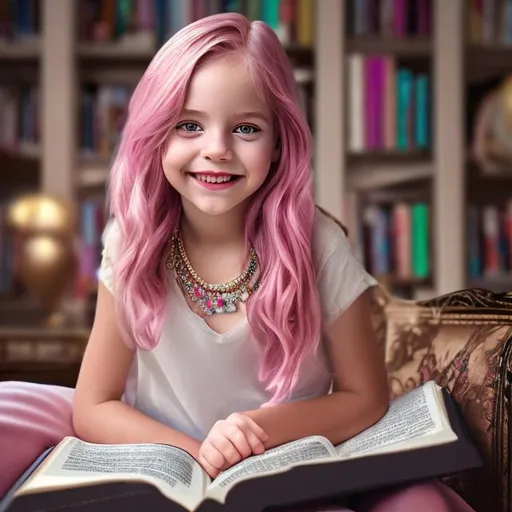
[162,140,191,172]
[243,142,274,177]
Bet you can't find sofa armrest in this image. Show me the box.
[371,286,512,512]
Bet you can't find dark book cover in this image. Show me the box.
[1,389,482,512]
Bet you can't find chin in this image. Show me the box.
[191,199,245,217]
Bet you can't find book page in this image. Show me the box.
[205,435,336,502]
[16,437,209,511]
[336,381,457,459]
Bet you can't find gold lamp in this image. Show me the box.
[7,193,78,327]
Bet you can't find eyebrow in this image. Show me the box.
[181,108,270,123]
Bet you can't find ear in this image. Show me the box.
[272,139,281,162]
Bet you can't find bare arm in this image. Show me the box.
[243,289,389,448]
[72,281,201,459]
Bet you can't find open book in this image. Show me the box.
[1,381,482,512]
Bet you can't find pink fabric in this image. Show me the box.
[0,381,476,511]
[318,481,477,511]
[0,381,75,496]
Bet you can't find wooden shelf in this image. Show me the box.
[347,152,433,190]
[77,41,314,63]
[0,38,40,61]
[467,42,512,53]
[346,36,432,57]
[377,276,432,287]
[466,275,512,294]
[77,41,155,61]
[348,149,431,163]
[81,65,313,87]
[466,44,512,83]
[78,156,110,188]
[0,148,40,186]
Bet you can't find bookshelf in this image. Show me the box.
[318,0,512,299]
[3,0,512,322]
[0,0,317,327]
[315,0,467,298]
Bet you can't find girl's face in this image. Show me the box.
[162,52,279,218]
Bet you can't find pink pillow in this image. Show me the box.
[0,381,74,496]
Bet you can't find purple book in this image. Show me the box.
[393,0,407,36]
[417,0,431,35]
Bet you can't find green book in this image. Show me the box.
[259,0,280,29]
[411,203,430,279]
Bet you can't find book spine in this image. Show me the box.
[383,56,396,150]
[411,203,429,278]
[348,53,364,152]
[415,74,429,149]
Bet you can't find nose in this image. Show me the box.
[200,131,233,162]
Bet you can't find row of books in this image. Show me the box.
[0,69,312,166]
[79,74,313,159]
[80,84,132,159]
[3,198,512,299]
[352,202,430,282]
[0,85,40,157]
[346,0,432,38]
[53,199,512,294]
[78,0,314,49]
[0,198,432,299]
[467,0,512,44]
[347,55,430,153]
[75,198,105,299]
[0,0,39,42]
[467,202,512,278]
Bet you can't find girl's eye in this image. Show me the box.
[234,125,260,135]
[177,122,202,132]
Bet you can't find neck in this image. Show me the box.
[180,201,246,250]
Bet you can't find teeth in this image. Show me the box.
[194,174,233,183]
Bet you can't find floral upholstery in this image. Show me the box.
[369,286,512,512]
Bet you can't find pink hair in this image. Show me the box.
[107,12,321,404]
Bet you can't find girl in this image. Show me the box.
[0,13,474,512]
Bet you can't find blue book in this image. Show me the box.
[396,69,413,150]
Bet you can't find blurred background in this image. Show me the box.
[0,0,510,387]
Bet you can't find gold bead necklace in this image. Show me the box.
[166,231,260,315]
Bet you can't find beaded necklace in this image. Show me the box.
[165,231,260,316]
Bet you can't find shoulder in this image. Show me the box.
[102,217,122,259]
[312,206,377,324]
[98,217,123,295]
[311,206,351,273]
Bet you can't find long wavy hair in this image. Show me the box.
[108,12,321,405]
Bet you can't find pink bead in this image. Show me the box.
[205,299,213,309]
[194,287,204,298]
[217,298,223,308]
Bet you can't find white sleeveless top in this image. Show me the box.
[98,209,377,441]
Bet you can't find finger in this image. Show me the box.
[242,428,266,455]
[224,424,252,459]
[228,415,268,454]
[229,413,269,442]
[200,441,226,471]
[210,431,244,466]
[199,455,220,479]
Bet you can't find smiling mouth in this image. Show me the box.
[187,172,241,184]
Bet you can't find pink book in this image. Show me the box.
[137,0,155,31]
[364,58,384,150]
[393,203,412,279]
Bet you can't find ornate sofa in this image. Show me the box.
[370,285,512,512]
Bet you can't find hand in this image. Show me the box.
[198,412,269,478]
